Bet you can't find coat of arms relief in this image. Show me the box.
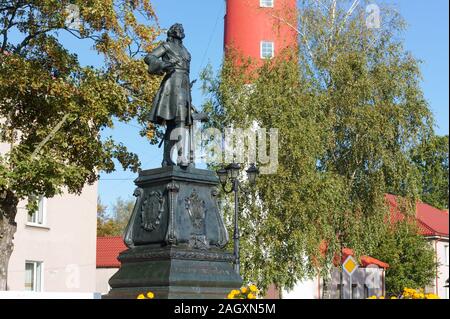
[185,189,209,250]
[140,191,165,232]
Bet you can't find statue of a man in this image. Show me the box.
[144,23,192,167]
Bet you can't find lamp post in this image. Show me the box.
[217,163,259,274]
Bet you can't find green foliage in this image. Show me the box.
[97,196,134,237]
[411,135,449,209]
[0,0,161,202]
[372,220,437,296]
[202,0,434,291]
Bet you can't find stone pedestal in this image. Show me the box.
[105,166,242,299]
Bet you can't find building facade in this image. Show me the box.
[1,143,97,293]
[224,0,297,62]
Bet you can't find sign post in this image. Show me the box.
[342,255,359,299]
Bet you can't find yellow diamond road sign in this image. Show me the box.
[343,256,358,276]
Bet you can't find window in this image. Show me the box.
[27,196,46,225]
[445,245,449,266]
[352,284,358,299]
[25,261,43,292]
[364,284,370,299]
[261,41,275,59]
[337,284,343,299]
[260,0,274,7]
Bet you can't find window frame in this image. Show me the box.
[260,41,275,59]
[445,245,449,266]
[27,196,47,227]
[260,0,274,8]
[25,260,43,292]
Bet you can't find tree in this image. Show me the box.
[0,1,160,290]
[411,135,449,210]
[372,220,437,296]
[97,197,134,237]
[201,0,434,290]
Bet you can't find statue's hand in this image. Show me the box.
[162,61,175,72]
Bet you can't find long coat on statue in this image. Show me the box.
[145,41,192,125]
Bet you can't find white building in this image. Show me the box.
[1,143,98,294]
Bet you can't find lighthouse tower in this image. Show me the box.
[224,0,298,61]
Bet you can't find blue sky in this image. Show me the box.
[9,1,448,212]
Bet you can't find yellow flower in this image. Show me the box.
[232,289,240,295]
[240,287,248,294]
[146,292,155,299]
[390,296,397,299]
[137,294,146,299]
[227,293,235,299]
[367,295,377,299]
[249,284,258,293]
[248,293,256,299]
[379,296,385,299]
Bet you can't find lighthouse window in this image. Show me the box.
[260,0,274,8]
[261,41,275,59]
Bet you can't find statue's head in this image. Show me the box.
[167,23,185,41]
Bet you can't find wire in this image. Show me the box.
[197,1,224,77]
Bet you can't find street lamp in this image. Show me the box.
[216,163,259,275]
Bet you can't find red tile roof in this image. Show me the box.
[385,194,449,237]
[341,248,389,269]
[96,236,127,268]
[319,241,390,269]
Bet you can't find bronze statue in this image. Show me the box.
[145,23,205,167]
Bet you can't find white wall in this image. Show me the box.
[96,268,118,295]
[6,185,97,292]
[0,291,101,299]
[282,276,320,299]
[429,238,449,299]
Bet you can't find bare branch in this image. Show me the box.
[342,0,360,28]
[13,28,52,54]
[269,13,315,61]
[31,113,72,160]
[314,0,331,13]
[64,27,101,42]
[1,1,21,52]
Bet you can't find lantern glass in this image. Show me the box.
[246,163,259,185]
[217,168,228,186]
[227,163,241,180]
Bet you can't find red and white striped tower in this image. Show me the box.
[224,0,298,62]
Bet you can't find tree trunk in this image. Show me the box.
[0,190,18,291]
